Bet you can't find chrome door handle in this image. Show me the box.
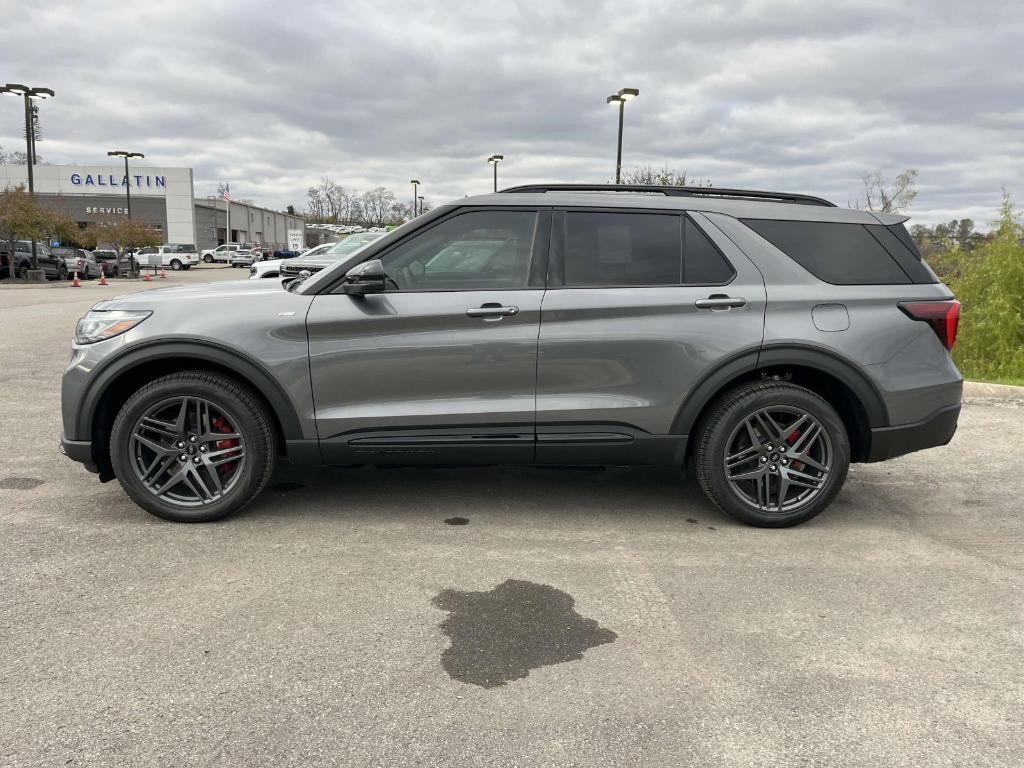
[466,305,519,318]
[695,295,746,310]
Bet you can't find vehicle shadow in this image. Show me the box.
[240,462,736,527]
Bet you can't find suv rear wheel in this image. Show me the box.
[695,381,850,527]
[170,259,183,270]
[110,371,276,522]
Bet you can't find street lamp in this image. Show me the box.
[606,87,639,184]
[410,179,420,217]
[107,150,145,220]
[418,195,425,215]
[1,84,54,272]
[487,154,504,192]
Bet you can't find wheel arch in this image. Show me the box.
[81,341,304,479]
[674,344,888,463]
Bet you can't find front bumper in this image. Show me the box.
[866,403,960,462]
[60,432,98,473]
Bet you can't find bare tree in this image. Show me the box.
[853,169,918,213]
[359,187,397,227]
[620,164,712,187]
[306,186,327,221]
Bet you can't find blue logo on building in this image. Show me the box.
[70,173,166,189]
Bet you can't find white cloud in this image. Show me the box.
[1,0,1021,226]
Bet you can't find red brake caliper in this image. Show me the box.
[786,429,805,471]
[211,416,239,475]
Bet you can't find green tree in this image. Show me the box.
[949,191,1024,384]
[92,218,162,276]
[0,185,56,275]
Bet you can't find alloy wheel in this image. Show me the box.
[128,396,246,508]
[723,406,833,514]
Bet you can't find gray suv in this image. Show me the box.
[60,184,962,527]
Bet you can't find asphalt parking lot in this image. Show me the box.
[1,269,1022,767]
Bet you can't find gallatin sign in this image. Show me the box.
[70,173,166,190]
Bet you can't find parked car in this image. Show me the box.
[4,241,69,280]
[201,243,243,263]
[0,242,33,280]
[61,183,963,526]
[250,244,336,279]
[229,250,259,268]
[279,232,386,279]
[135,245,200,271]
[53,247,102,280]
[248,254,294,280]
[90,250,132,277]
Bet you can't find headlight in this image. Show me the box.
[74,310,152,345]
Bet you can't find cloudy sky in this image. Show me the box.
[3,0,1022,226]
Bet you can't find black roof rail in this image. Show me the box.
[497,183,836,207]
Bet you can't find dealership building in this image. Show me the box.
[0,164,306,251]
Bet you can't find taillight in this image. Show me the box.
[899,300,960,350]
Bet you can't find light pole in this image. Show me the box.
[1,84,54,271]
[487,154,503,192]
[410,179,420,217]
[606,87,639,184]
[418,195,425,215]
[107,150,144,220]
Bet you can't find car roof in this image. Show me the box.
[457,190,908,225]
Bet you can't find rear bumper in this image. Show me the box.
[60,433,98,474]
[866,403,960,462]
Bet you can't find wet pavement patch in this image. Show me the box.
[444,516,470,526]
[270,481,304,493]
[0,477,44,490]
[432,579,617,688]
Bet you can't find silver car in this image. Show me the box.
[60,184,962,526]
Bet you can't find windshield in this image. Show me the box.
[326,232,385,256]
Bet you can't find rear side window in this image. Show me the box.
[565,212,680,287]
[563,212,733,287]
[741,219,911,285]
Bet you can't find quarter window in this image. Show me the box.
[380,210,537,291]
[741,219,911,285]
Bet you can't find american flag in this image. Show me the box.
[222,182,231,202]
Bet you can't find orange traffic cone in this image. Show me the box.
[98,266,108,286]
[160,269,167,279]
[72,271,80,287]
[143,272,152,282]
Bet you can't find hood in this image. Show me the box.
[287,255,339,269]
[91,277,282,311]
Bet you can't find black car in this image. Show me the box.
[1,240,66,280]
[1,242,32,280]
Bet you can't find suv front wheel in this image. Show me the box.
[110,371,276,522]
[695,382,850,527]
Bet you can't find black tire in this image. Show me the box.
[694,381,850,528]
[110,371,276,522]
[58,266,67,281]
[170,259,182,271]
[18,266,29,280]
[203,254,213,263]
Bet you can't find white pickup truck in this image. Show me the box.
[200,243,243,263]
[134,244,200,271]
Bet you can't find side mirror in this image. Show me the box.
[341,258,387,295]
